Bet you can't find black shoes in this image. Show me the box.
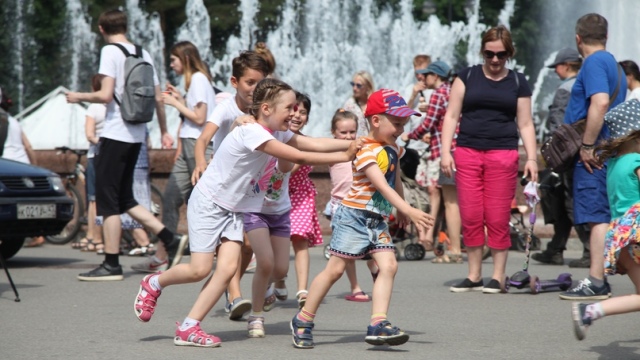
[77,262,123,281]
[532,251,564,265]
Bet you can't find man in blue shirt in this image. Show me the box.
[559,13,627,300]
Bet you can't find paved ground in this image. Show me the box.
[1,239,638,360]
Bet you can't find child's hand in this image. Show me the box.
[234,114,257,127]
[407,208,434,234]
[345,139,360,160]
[191,161,207,185]
[165,83,181,97]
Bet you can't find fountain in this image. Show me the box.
[65,0,97,92]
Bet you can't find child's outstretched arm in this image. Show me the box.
[258,139,359,166]
[363,163,434,232]
[286,134,355,152]
[192,122,219,184]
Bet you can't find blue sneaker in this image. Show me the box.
[559,278,610,300]
[365,320,409,346]
[572,302,592,340]
[290,315,314,349]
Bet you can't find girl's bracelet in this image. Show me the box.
[526,159,538,162]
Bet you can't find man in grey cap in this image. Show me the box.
[534,47,592,267]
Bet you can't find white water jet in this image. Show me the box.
[12,0,28,112]
[65,0,97,91]
[175,0,214,66]
[126,0,167,86]
[530,51,560,141]
[498,0,515,28]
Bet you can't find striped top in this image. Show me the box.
[342,138,404,217]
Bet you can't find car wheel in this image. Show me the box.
[0,238,26,260]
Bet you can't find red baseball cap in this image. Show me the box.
[364,89,421,118]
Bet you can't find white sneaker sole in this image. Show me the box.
[449,285,483,293]
[77,274,123,281]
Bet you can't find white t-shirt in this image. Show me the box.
[628,87,640,101]
[98,42,159,144]
[261,159,291,215]
[207,96,244,152]
[3,115,29,164]
[180,72,217,139]
[85,103,106,158]
[194,123,294,212]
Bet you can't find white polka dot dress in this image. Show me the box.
[289,165,323,247]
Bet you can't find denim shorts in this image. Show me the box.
[328,205,395,259]
[573,162,610,225]
[243,211,291,238]
[86,157,96,201]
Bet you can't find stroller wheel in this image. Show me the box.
[416,244,426,260]
[404,244,420,261]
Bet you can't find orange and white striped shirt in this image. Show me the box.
[342,138,404,217]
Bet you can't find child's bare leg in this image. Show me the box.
[369,251,398,316]
[600,249,640,316]
[227,235,253,301]
[271,235,291,286]
[247,228,274,312]
[292,236,310,292]
[158,251,216,288]
[345,261,363,294]
[423,185,441,249]
[442,185,461,254]
[186,240,241,320]
[303,256,349,313]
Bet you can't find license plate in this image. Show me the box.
[17,204,56,219]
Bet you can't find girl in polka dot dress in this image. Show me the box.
[274,93,323,308]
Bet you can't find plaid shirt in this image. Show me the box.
[407,83,456,161]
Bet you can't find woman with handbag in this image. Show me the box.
[440,25,538,293]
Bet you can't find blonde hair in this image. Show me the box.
[248,78,293,117]
[353,70,375,98]
[170,41,212,91]
[330,108,358,133]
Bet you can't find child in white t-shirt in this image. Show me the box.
[133,78,359,347]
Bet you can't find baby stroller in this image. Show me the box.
[390,147,430,260]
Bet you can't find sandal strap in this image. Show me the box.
[296,290,308,298]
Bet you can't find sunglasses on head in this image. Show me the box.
[483,50,509,60]
[350,81,363,89]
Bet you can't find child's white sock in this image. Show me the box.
[180,317,200,330]
[250,311,264,318]
[585,303,605,321]
[149,274,163,291]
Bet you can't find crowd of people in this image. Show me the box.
[2,8,639,348]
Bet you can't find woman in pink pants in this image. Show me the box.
[440,25,538,294]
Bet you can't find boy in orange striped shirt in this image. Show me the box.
[290,89,434,349]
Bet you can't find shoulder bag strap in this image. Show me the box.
[609,64,623,106]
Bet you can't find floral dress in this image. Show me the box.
[289,165,323,246]
[604,202,640,275]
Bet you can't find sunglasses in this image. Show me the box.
[350,81,363,89]
[483,50,509,60]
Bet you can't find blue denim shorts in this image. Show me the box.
[573,162,610,225]
[328,205,395,259]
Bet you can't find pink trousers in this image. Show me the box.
[454,147,518,250]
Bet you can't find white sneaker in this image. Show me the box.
[131,257,168,273]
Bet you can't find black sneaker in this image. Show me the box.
[531,251,564,265]
[571,302,592,340]
[165,234,189,268]
[449,278,483,293]
[77,262,123,281]
[559,278,610,300]
[568,257,590,268]
[482,278,503,294]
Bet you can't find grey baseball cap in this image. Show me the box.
[547,48,582,68]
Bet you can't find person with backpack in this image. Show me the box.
[66,9,182,281]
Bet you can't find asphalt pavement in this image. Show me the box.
[1,239,638,360]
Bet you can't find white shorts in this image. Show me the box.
[187,188,244,253]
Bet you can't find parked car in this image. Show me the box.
[0,158,74,259]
